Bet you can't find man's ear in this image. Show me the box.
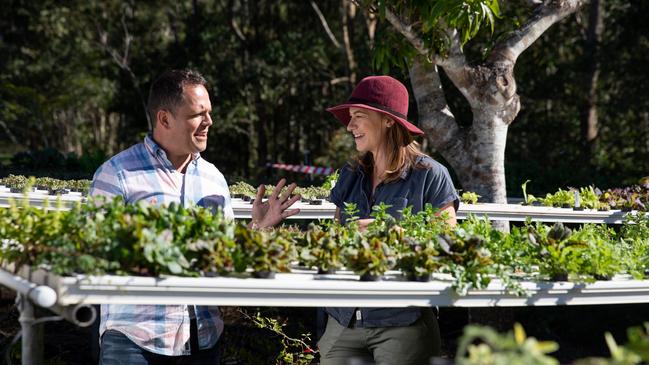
[157,109,172,129]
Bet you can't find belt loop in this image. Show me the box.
[188,305,200,354]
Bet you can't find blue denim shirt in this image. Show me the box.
[327,155,459,328]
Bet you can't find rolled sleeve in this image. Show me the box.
[424,164,460,212]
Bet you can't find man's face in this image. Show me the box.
[168,84,213,155]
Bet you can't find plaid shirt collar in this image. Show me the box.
[144,134,201,170]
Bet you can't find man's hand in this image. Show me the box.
[250,178,301,229]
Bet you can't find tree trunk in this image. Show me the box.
[456,116,509,205]
[409,59,514,204]
[580,0,603,165]
[410,58,515,232]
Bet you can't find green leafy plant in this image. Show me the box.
[297,223,343,273]
[235,225,296,277]
[229,181,256,199]
[521,180,537,205]
[456,323,559,365]
[539,188,574,208]
[321,169,339,192]
[238,308,316,365]
[579,186,600,210]
[461,191,481,204]
[342,203,399,279]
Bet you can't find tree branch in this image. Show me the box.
[490,0,585,63]
[0,120,20,146]
[95,7,151,131]
[310,0,340,49]
[383,8,449,67]
[409,58,464,153]
[229,0,246,42]
[341,0,357,85]
[441,22,466,67]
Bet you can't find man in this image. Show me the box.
[90,69,300,364]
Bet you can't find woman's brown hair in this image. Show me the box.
[356,118,427,183]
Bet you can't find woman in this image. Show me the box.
[318,75,459,365]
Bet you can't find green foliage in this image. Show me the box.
[321,170,339,192]
[1,174,91,194]
[229,181,256,198]
[239,309,316,365]
[364,0,501,72]
[234,225,296,275]
[521,180,537,205]
[461,191,481,204]
[538,188,575,208]
[2,190,649,296]
[297,223,344,272]
[456,323,559,365]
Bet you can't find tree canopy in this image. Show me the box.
[0,0,647,194]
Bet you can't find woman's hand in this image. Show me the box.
[356,218,374,232]
[335,208,373,232]
[250,178,301,229]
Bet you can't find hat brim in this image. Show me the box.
[326,103,424,136]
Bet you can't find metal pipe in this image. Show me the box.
[48,303,97,327]
[0,269,57,308]
[18,294,44,365]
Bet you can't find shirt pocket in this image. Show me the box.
[386,197,408,220]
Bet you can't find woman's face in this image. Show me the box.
[347,107,393,154]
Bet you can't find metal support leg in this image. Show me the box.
[18,294,44,365]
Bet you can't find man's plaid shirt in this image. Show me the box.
[90,134,233,355]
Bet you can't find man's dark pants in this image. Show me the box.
[99,330,219,365]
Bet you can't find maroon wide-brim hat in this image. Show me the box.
[326,75,424,136]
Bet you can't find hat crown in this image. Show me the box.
[349,76,409,117]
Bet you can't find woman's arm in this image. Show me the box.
[436,201,457,227]
[334,207,373,231]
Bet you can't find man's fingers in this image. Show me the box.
[255,184,266,203]
[283,193,300,208]
[280,183,297,202]
[282,209,300,218]
[270,178,287,200]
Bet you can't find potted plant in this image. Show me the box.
[235,225,296,278]
[186,210,237,276]
[229,181,255,200]
[342,234,397,281]
[343,203,400,280]
[396,236,443,281]
[298,223,343,274]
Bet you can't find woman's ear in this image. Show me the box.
[384,117,395,128]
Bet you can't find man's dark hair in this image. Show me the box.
[147,69,207,128]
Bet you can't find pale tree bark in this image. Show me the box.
[311,1,358,87]
[363,8,377,48]
[341,0,358,85]
[581,0,604,165]
[384,0,584,231]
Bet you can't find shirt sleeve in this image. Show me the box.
[89,160,125,200]
[424,163,460,212]
[329,164,353,208]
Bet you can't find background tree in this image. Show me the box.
[355,0,584,216]
[0,0,647,192]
